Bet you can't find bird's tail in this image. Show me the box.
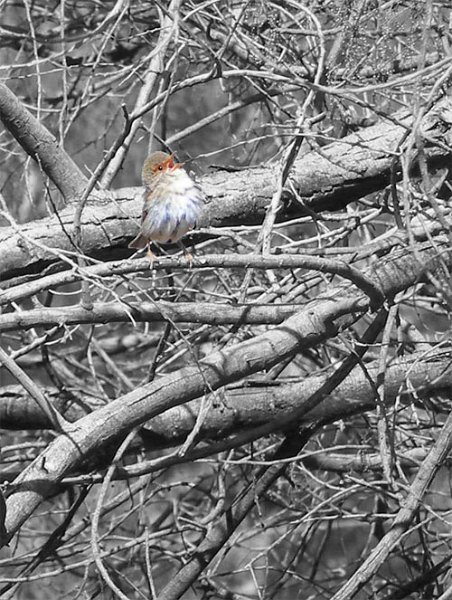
[128,233,148,249]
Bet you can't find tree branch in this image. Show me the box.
[2,235,452,545]
[0,251,402,307]
[1,96,451,280]
[1,351,450,445]
[0,300,298,332]
[0,83,88,202]
[155,308,387,600]
[331,409,452,600]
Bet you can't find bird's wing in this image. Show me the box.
[141,207,149,224]
[141,188,151,223]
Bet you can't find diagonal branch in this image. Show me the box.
[0,83,88,202]
[155,309,387,600]
[0,347,68,432]
[1,235,451,546]
[331,408,452,600]
[99,0,182,188]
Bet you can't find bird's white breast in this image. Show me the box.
[142,168,203,243]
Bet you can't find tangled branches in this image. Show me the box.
[1,1,452,599]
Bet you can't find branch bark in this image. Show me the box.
[0,300,297,332]
[1,235,451,546]
[0,352,450,442]
[1,96,451,281]
[0,84,88,202]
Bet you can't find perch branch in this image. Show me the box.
[0,96,451,281]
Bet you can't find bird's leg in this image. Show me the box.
[177,240,193,266]
[147,243,156,268]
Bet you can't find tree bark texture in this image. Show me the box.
[0,96,451,281]
[0,84,88,202]
[1,234,451,546]
[0,352,450,441]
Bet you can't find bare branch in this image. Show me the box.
[0,96,451,280]
[99,0,182,187]
[0,347,68,432]
[2,3,452,594]
[2,235,451,545]
[0,84,88,202]
[1,352,450,444]
[331,409,452,600]
[0,299,297,331]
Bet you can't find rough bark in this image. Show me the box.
[0,353,450,442]
[0,83,88,202]
[1,234,451,546]
[1,96,451,281]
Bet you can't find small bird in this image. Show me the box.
[129,151,203,262]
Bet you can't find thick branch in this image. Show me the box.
[2,236,452,545]
[0,84,88,202]
[154,311,387,600]
[1,97,451,280]
[1,353,450,441]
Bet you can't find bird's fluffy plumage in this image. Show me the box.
[129,152,203,249]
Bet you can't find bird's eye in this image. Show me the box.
[158,165,163,171]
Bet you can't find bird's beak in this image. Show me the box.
[165,154,183,170]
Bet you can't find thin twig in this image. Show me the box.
[331,409,452,600]
[0,347,68,432]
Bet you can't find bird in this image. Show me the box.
[128,151,204,262]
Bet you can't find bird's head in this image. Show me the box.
[142,151,182,187]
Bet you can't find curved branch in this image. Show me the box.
[0,83,88,202]
[0,251,402,307]
[1,352,450,442]
[1,235,451,545]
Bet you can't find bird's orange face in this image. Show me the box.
[142,151,182,186]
